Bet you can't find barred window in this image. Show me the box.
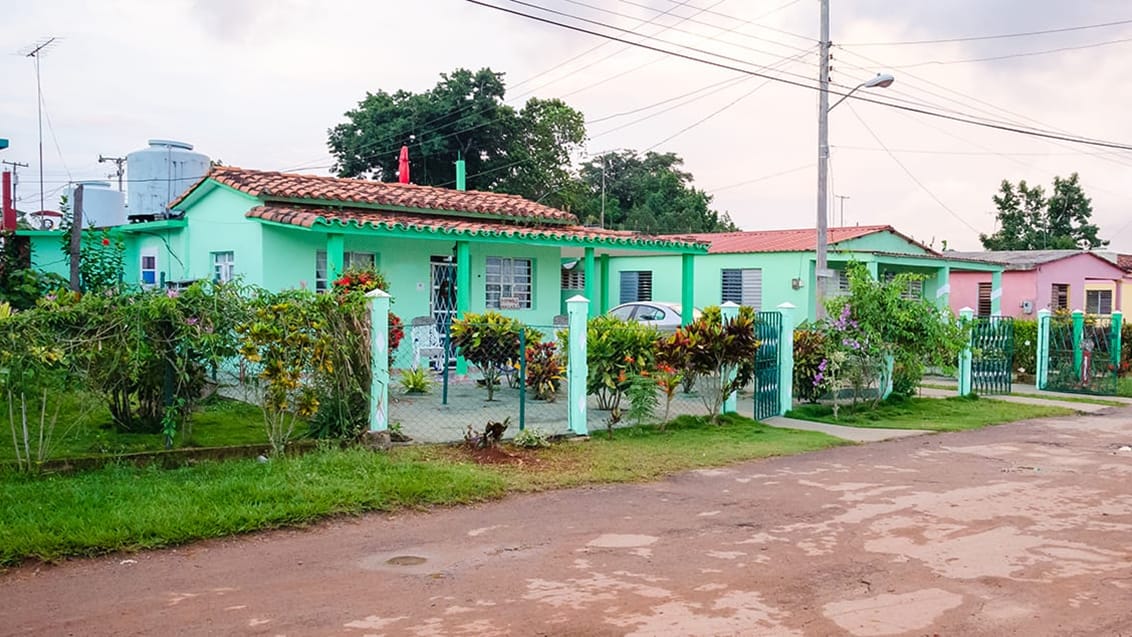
[486,257,532,309]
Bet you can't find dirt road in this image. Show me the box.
[4,411,1132,636]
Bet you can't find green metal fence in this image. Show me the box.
[1045,312,1121,395]
[753,311,782,420]
[971,316,1014,395]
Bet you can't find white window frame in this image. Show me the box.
[212,251,235,283]
[1086,288,1113,315]
[140,248,158,288]
[485,256,532,310]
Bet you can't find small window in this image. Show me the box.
[485,256,532,309]
[316,251,376,292]
[883,271,924,301]
[1051,283,1069,311]
[1086,289,1113,315]
[721,268,763,309]
[140,250,158,287]
[212,251,235,283]
[619,271,652,303]
[834,270,851,296]
[315,251,328,292]
[977,282,992,316]
[561,264,585,290]
[345,251,375,270]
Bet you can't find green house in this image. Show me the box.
[20,167,706,329]
[605,225,1003,320]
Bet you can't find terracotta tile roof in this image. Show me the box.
[1118,254,1132,272]
[248,205,708,252]
[667,225,927,254]
[170,166,578,224]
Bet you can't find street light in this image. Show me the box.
[814,71,894,320]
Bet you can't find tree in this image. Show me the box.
[980,173,1107,250]
[327,68,585,203]
[573,150,737,233]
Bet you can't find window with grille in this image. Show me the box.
[1051,283,1069,310]
[1086,289,1113,315]
[834,270,851,296]
[882,271,925,301]
[561,264,585,290]
[486,257,532,309]
[140,250,158,287]
[619,271,653,303]
[212,251,234,283]
[720,268,762,309]
[977,282,992,316]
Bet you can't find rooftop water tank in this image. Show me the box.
[65,180,125,228]
[126,139,210,217]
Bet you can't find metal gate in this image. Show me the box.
[753,311,782,420]
[1047,315,1119,395]
[971,316,1014,395]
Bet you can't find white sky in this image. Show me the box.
[3,0,1132,251]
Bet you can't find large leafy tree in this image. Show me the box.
[327,68,585,203]
[980,173,1106,250]
[572,150,737,233]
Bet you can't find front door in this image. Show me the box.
[430,255,457,333]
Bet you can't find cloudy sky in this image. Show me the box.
[3,0,1132,251]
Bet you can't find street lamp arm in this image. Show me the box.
[828,74,895,112]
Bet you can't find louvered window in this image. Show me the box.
[977,282,992,316]
[882,271,925,301]
[720,268,763,310]
[1051,284,1069,311]
[619,271,653,303]
[835,270,852,295]
[561,265,585,290]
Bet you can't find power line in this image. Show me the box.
[888,36,1132,69]
[465,0,1132,152]
[846,102,980,233]
[842,17,1132,46]
[707,162,813,194]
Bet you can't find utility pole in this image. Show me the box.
[1,160,29,207]
[814,0,831,320]
[835,194,850,227]
[69,183,83,292]
[99,155,127,191]
[24,37,57,215]
[600,154,606,229]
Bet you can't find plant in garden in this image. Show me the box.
[662,306,760,423]
[792,326,832,403]
[237,290,332,455]
[450,312,539,401]
[512,426,551,448]
[525,340,564,401]
[650,362,684,429]
[626,371,659,426]
[398,367,433,394]
[55,225,126,293]
[578,314,658,411]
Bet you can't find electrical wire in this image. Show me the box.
[842,17,1132,46]
[465,0,1132,151]
[888,36,1132,69]
[845,101,981,233]
[706,162,813,194]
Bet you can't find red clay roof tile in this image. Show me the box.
[666,225,933,254]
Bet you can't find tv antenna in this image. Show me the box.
[21,37,58,214]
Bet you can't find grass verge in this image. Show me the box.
[787,395,1075,431]
[0,414,842,565]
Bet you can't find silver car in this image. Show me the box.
[608,302,702,328]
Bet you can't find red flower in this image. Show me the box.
[101,238,110,246]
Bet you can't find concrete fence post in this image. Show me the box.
[1112,311,1123,375]
[721,302,740,414]
[958,307,974,395]
[777,302,796,416]
[367,288,391,432]
[566,295,590,436]
[1072,309,1085,379]
[1036,309,1051,390]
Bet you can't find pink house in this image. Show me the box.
[946,250,1126,318]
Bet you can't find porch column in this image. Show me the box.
[866,260,879,280]
[991,270,1003,315]
[681,253,695,326]
[1114,279,1123,314]
[327,233,345,278]
[456,240,471,375]
[583,247,596,317]
[599,253,611,313]
[935,265,950,310]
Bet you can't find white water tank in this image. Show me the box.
[66,181,125,228]
[126,139,210,216]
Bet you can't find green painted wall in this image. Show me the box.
[836,232,930,255]
[26,235,69,280]
[182,187,264,285]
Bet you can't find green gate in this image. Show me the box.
[753,311,782,420]
[1046,314,1120,395]
[971,316,1014,395]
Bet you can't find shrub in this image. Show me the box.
[663,306,760,422]
[580,315,658,411]
[525,340,564,401]
[450,312,539,401]
[650,362,684,429]
[626,372,659,426]
[1014,319,1038,380]
[512,426,551,449]
[793,326,831,403]
[399,367,432,394]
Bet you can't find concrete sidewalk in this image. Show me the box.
[923,377,1132,405]
[762,415,932,442]
[918,386,1112,413]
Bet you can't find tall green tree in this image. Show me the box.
[980,173,1106,250]
[326,68,586,204]
[573,150,737,233]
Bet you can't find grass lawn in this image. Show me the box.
[0,414,843,565]
[1119,377,1132,398]
[787,395,1075,431]
[1,393,302,462]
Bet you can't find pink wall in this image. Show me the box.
[949,253,1125,318]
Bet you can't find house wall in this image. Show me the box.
[949,254,1125,317]
[182,186,264,285]
[26,234,69,280]
[1084,280,1132,315]
[835,232,931,255]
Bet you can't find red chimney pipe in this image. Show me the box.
[2,171,14,231]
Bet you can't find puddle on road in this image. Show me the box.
[386,555,427,566]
